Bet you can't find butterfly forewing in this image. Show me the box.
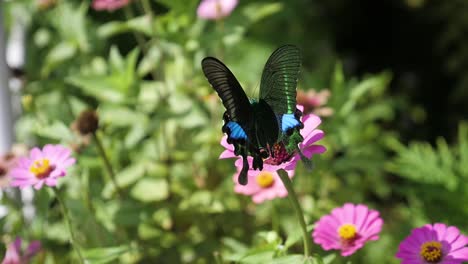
[259,45,301,115]
[201,57,252,127]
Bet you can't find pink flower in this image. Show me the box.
[396,223,468,264]
[312,203,383,256]
[9,144,75,190]
[0,146,27,189]
[2,237,41,264]
[92,0,131,12]
[232,157,295,204]
[219,106,326,166]
[0,154,18,189]
[296,89,333,117]
[197,0,238,20]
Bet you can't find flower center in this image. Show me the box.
[420,241,443,263]
[30,159,55,179]
[255,172,275,188]
[338,224,358,240]
[264,143,293,165]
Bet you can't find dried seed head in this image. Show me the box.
[75,110,99,135]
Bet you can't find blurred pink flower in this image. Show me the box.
[197,0,238,20]
[92,0,131,12]
[312,203,383,256]
[9,144,75,190]
[232,157,295,204]
[296,89,333,117]
[0,153,18,189]
[1,237,41,264]
[396,223,468,264]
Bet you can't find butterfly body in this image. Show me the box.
[202,45,308,185]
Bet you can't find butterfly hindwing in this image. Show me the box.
[252,99,279,149]
[259,45,301,115]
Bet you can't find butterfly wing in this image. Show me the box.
[259,45,301,115]
[202,57,253,185]
[201,57,252,128]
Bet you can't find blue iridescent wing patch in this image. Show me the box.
[225,121,247,140]
[281,114,301,132]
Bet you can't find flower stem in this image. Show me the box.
[92,132,123,196]
[53,188,85,264]
[277,169,311,258]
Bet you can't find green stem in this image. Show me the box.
[277,169,311,258]
[53,188,85,264]
[93,132,123,196]
[141,0,155,21]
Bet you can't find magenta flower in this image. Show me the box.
[219,106,326,166]
[197,0,238,20]
[9,144,75,190]
[232,157,295,204]
[312,203,383,256]
[296,89,333,117]
[2,237,41,264]
[92,0,131,12]
[220,107,326,202]
[396,223,468,264]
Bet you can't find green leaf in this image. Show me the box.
[98,16,152,38]
[99,106,147,127]
[242,3,283,24]
[102,163,146,198]
[66,75,125,103]
[271,255,304,264]
[42,42,77,77]
[35,121,73,141]
[82,246,129,264]
[137,45,162,77]
[131,178,169,202]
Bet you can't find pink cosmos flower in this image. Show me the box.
[232,157,295,204]
[296,89,333,117]
[9,144,75,190]
[92,0,131,12]
[220,106,326,202]
[197,0,238,20]
[396,223,468,264]
[219,106,326,165]
[2,237,41,264]
[312,203,383,256]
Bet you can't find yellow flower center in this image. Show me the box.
[30,159,54,179]
[420,241,443,263]
[255,172,275,188]
[338,224,358,240]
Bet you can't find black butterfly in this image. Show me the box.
[202,45,310,185]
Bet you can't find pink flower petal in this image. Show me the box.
[197,0,238,20]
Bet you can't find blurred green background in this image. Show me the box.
[1,0,468,263]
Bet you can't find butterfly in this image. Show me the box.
[201,45,311,185]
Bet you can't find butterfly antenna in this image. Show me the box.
[296,145,314,171]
